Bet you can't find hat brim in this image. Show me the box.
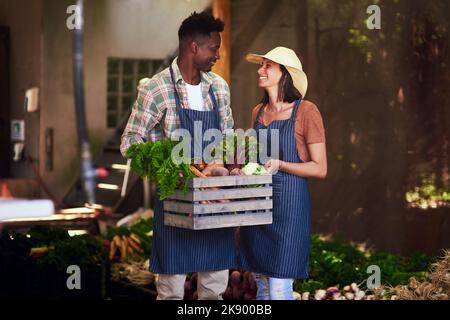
[286,67,308,98]
[246,53,265,65]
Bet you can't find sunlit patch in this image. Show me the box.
[397,87,405,104]
[60,207,96,214]
[97,183,120,190]
[405,176,449,209]
[68,230,88,237]
[350,132,359,145]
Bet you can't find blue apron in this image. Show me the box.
[149,66,237,274]
[239,99,311,279]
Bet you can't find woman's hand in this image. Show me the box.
[264,159,283,174]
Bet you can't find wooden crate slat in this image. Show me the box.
[164,213,194,229]
[189,174,272,188]
[164,200,193,214]
[164,211,272,230]
[169,187,273,201]
[164,174,273,229]
[164,199,272,215]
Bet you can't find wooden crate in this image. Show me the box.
[163,174,272,230]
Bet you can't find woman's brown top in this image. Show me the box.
[251,100,326,162]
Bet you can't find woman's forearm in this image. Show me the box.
[280,160,327,179]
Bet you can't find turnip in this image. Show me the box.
[332,292,342,300]
[355,291,366,300]
[326,287,340,300]
[344,292,355,300]
[301,292,310,300]
[314,289,327,300]
[350,282,359,292]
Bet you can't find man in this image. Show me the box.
[120,11,236,300]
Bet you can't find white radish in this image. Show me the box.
[344,292,355,300]
[355,291,366,300]
[314,289,327,300]
[350,283,359,292]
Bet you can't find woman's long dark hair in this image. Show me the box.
[261,65,302,105]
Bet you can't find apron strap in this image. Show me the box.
[169,65,182,111]
[207,85,221,128]
[254,103,267,129]
[290,98,302,121]
[170,64,221,128]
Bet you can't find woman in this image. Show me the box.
[239,47,327,300]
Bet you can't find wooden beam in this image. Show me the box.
[212,0,230,84]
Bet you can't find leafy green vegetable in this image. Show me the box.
[130,218,153,256]
[294,234,436,292]
[37,234,104,271]
[126,140,195,200]
[106,225,130,240]
[0,226,104,272]
[28,225,71,246]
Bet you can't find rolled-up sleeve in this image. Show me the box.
[120,84,165,157]
[218,80,234,132]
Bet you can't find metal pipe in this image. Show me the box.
[72,0,96,205]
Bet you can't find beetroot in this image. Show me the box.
[222,286,233,300]
[211,167,230,176]
[230,168,244,176]
[184,280,194,300]
[232,286,244,300]
[230,270,241,287]
[243,292,255,300]
[190,273,198,290]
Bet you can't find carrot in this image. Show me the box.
[190,165,207,178]
[109,241,117,260]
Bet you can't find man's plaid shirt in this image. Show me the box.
[120,57,234,157]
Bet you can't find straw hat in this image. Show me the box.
[246,46,308,97]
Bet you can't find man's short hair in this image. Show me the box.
[178,11,224,42]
